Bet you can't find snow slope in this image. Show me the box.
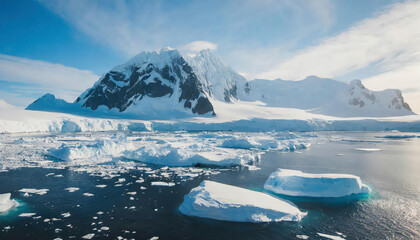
[187,49,248,102]
[264,169,371,198]
[179,180,306,222]
[243,76,414,117]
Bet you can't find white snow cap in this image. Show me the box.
[179,180,306,222]
[112,47,181,72]
[264,169,371,198]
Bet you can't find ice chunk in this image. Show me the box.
[318,233,346,240]
[48,137,135,161]
[82,233,95,239]
[18,213,36,217]
[179,180,306,222]
[65,187,79,192]
[0,193,17,213]
[151,181,175,187]
[18,188,49,195]
[354,148,381,152]
[264,169,371,198]
[125,143,259,167]
[220,136,259,149]
[83,193,94,197]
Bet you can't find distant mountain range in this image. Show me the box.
[27,48,414,119]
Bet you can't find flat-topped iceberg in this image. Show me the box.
[264,169,371,198]
[0,193,17,213]
[179,180,306,222]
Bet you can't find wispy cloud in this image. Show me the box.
[40,0,335,59]
[259,1,420,80]
[0,54,99,105]
[180,41,218,57]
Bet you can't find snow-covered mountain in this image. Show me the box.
[242,76,413,117]
[75,48,215,118]
[186,49,248,102]
[26,47,414,118]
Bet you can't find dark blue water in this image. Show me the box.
[0,132,419,239]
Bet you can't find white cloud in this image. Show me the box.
[0,54,99,103]
[40,0,335,59]
[256,1,420,113]
[180,41,218,55]
[259,1,420,80]
[363,63,420,114]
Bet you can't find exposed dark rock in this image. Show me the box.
[75,49,215,116]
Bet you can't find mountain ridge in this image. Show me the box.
[26,47,415,118]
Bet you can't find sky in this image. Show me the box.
[1,0,419,113]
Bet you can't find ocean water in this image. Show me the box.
[0,132,419,239]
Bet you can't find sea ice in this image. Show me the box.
[151,181,175,187]
[18,213,36,217]
[18,188,49,195]
[220,136,259,149]
[125,143,260,167]
[264,169,371,198]
[179,180,306,222]
[65,187,79,192]
[317,233,346,240]
[48,137,135,161]
[354,148,381,152]
[0,193,17,213]
[82,233,95,239]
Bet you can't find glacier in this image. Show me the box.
[264,169,371,198]
[179,180,306,222]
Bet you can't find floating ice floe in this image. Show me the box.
[65,187,79,193]
[354,148,381,152]
[48,137,136,161]
[151,181,175,187]
[264,169,371,198]
[82,233,95,239]
[0,193,17,213]
[317,233,346,240]
[18,188,49,196]
[18,213,36,217]
[179,180,306,222]
[125,143,260,167]
[220,136,260,149]
[83,193,94,197]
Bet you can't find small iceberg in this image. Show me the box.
[264,169,371,198]
[0,193,17,213]
[179,180,306,222]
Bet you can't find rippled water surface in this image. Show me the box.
[0,132,419,239]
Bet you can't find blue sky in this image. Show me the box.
[1,0,420,113]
